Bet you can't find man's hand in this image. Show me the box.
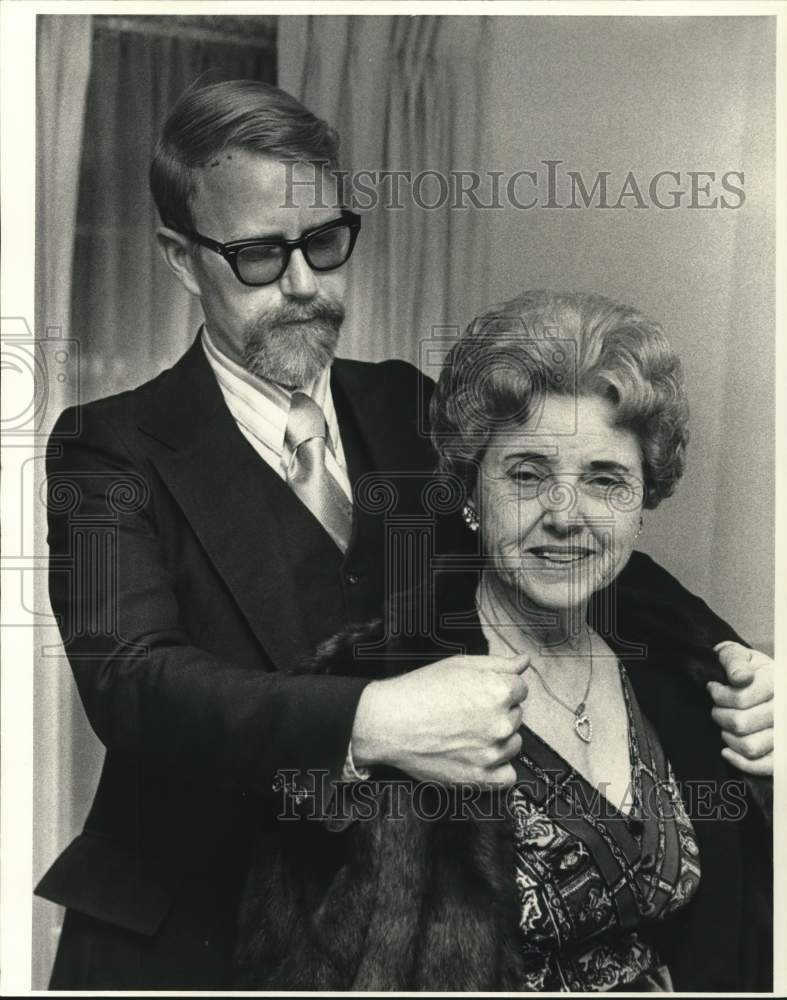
[351,654,530,787]
[708,641,774,777]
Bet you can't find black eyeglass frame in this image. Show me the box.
[181,209,362,287]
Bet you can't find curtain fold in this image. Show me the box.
[72,22,276,402]
[36,15,93,414]
[279,15,493,372]
[34,15,93,990]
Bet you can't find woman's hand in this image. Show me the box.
[707,641,774,776]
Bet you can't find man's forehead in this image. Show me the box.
[190,150,341,238]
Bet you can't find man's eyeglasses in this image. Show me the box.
[182,210,361,287]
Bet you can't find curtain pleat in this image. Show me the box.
[36,15,93,400]
[278,15,493,370]
[34,16,93,991]
[72,24,277,402]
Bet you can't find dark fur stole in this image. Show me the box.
[233,618,530,990]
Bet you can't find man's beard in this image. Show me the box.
[241,296,345,389]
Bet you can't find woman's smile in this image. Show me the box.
[526,544,597,565]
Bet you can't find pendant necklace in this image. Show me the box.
[480,579,594,743]
[529,655,594,744]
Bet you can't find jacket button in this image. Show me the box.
[345,573,360,585]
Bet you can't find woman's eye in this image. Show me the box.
[509,467,541,483]
[586,475,624,492]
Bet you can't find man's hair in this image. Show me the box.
[150,79,340,234]
[431,289,690,509]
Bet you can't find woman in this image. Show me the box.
[234,290,772,991]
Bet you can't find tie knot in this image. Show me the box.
[285,391,326,451]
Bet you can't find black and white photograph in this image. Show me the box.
[1,1,784,993]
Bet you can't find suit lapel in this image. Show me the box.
[136,348,438,671]
[330,359,435,484]
[136,338,315,672]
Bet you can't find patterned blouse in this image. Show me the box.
[510,666,701,992]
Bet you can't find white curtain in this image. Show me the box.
[34,14,93,989]
[36,15,93,380]
[279,15,494,371]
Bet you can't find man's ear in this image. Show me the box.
[156,226,202,297]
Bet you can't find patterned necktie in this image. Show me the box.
[284,391,353,554]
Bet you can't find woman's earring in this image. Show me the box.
[636,514,644,539]
[462,504,480,532]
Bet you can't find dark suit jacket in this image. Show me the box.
[36,336,461,988]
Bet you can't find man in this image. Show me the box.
[36,80,773,989]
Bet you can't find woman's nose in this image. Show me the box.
[539,476,582,530]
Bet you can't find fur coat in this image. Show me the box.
[233,554,772,992]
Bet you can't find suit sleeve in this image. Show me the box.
[46,404,371,804]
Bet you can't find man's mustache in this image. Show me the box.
[263,298,345,328]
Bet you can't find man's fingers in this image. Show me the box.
[487,730,523,767]
[509,676,529,706]
[714,640,750,659]
[507,704,524,732]
[711,701,773,737]
[714,641,754,686]
[720,747,773,777]
[707,666,773,709]
[490,653,531,674]
[720,728,774,760]
[484,762,517,787]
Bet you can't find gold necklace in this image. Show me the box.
[480,579,594,743]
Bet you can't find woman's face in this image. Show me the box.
[476,393,645,616]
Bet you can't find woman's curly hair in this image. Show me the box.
[430,290,689,509]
